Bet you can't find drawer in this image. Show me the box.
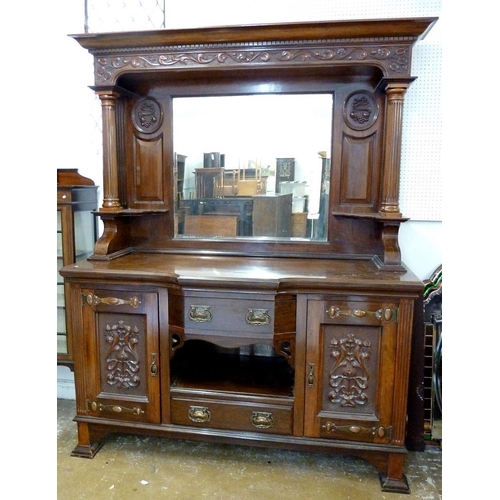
[170,395,293,435]
[184,295,275,336]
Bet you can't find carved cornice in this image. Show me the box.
[94,42,413,84]
[72,18,437,52]
[73,18,437,86]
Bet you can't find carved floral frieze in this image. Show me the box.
[94,43,412,84]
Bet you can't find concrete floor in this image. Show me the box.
[57,399,442,499]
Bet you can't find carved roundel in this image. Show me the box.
[343,91,379,131]
[132,97,163,134]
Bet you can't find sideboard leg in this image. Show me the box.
[70,422,105,459]
[378,453,410,494]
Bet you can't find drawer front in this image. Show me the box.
[184,296,275,335]
[171,396,293,435]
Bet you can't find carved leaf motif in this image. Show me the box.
[328,332,372,407]
[104,320,141,389]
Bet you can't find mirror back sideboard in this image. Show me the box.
[61,18,438,493]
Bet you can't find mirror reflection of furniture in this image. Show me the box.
[252,193,292,237]
[195,168,224,198]
[173,95,330,241]
[220,167,268,197]
[180,194,293,237]
[291,212,308,238]
[236,166,265,196]
[184,214,238,237]
[180,197,253,235]
[204,152,224,169]
[175,153,187,202]
[275,158,295,192]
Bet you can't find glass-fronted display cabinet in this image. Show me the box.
[57,169,98,368]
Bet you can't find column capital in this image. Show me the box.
[377,76,416,93]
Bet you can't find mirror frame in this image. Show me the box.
[171,92,334,243]
[72,18,437,268]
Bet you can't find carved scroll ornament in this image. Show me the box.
[95,44,412,84]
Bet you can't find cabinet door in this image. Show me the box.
[304,297,412,445]
[80,288,161,423]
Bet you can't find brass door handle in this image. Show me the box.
[86,399,144,417]
[84,293,141,308]
[150,353,158,376]
[327,305,398,323]
[322,421,392,439]
[308,363,315,388]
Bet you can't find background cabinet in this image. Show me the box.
[57,169,98,368]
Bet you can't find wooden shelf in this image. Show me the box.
[171,341,294,398]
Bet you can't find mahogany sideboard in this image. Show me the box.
[61,17,438,494]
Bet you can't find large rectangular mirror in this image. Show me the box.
[173,94,332,241]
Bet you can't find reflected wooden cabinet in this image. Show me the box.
[275,158,295,192]
[57,169,97,368]
[252,194,292,237]
[61,17,438,494]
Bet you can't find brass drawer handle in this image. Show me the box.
[245,308,271,326]
[188,406,211,423]
[188,305,213,322]
[251,411,274,429]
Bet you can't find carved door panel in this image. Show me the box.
[81,288,160,423]
[304,298,404,444]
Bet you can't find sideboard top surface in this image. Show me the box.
[61,253,422,293]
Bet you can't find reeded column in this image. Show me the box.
[379,79,414,216]
[95,89,123,211]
